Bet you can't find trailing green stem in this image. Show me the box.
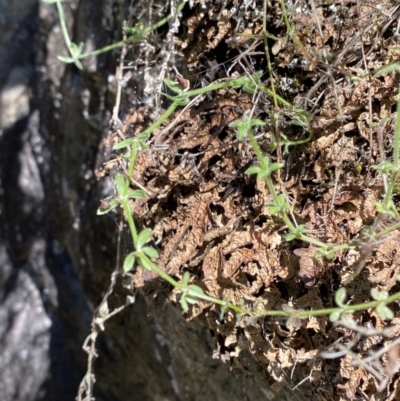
[56,1,72,49]
[279,0,313,63]
[139,250,400,320]
[382,97,400,215]
[46,0,185,68]
[121,199,138,246]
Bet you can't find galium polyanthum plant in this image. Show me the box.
[97,68,400,324]
[44,1,400,397]
[45,0,400,340]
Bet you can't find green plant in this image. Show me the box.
[44,0,400,397]
[105,61,400,329]
[90,52,400,327]
[98,69,400,324]
[371,66,400,220]
[42,0,184,70]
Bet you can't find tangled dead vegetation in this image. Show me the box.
[99,0,400,400]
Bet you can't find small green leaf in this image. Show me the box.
[229,119,243,128]
[230,77,247,90]
[284,233,296,241]
[237,125,249,140]
[163,78,182,94]
[290,119,303,127]
[137,253,153,270]
[186,284,205,304]
[290,109,310,127]
[58,56,75,64]
[335,287,347,306]
[276,193,290,210]
[73,57,83,71]
[329,310,342,322]
[123,252,136,272]
[295,224,308,234]
[122,26,139,34]
[376,304,394,320]
[267,204,280,215]
[229,116,265,140]
[374,200,398,218]
[115,174,127,197]
[188,284,204,295]
[250,118,266,126]
[325,250,336,260]
[316,247,335,260]
[370,288,380,300]
[229,118,250,140]
[241,71,262,93]
[371,161,395,172]
[182,271,191,287]
[371,288,388,301]
[142,246,159,259]
[219,294,231,320]
[252,70,263,82]
[113,138,134,150]
[268,141,277,152]
[285,224,307,241]
[58,55,83,69]
[374,202,385,214]
[70,42,83,56]
[245,166,262,175]
[267,193,290,215]
[340,314,356,329]
[135,133,150,143]
[374,62,400,77]
[65,42,84,70]
[136,228,153,250]
[180,295,189,312]
[267,162,284,174]
[234,300,246,325]
[127,189,147,199]
[260,156,270,166]
[123,22,145,35]
[180,272,204,306]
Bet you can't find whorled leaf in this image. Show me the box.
[123,252,136,273]
[136,228,153,250]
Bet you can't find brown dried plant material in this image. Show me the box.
[293,247,325,287]
[367,232,400,291]
[163,189,215,275]
[338,356,368,400]
[206,17,231,50]
[102,1,400,399]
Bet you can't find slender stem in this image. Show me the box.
[121,200,138,246]
[128,141,138,177]
[56,1,72,50]
[53,1,185,63]
[279,0,313,63]
[135,77,252,142]
[262,0,282,179]
[382,97,400,216]
[139,253,400,319]
[140,101,178,139]
[143,258,180,287]
[248,129,266,169]
[183,77,244,97]
[392,92,400,169]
